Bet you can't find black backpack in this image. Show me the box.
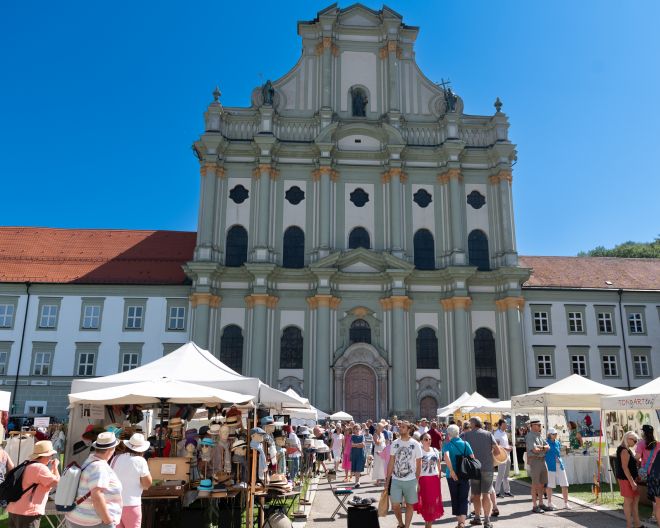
[456,444,481,480]
[0,460,38,503]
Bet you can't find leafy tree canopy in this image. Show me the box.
[578,236,660,258]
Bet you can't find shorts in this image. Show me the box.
[390,478,418,505]
[470,471,494,495]
[528,458,548,486]
[618,479,640,498]
[547,469,568,488]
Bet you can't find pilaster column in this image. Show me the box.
[245,294,278,381]
[496,296,526,397]
[317,37,333,109]
[190,293,221,349]
[313,167,338,257]
[307,294,340,411]
[381,295,412,412]
[252,164,278,261]
[383,168,406,256]
[439,169,466,265]
[441,296,473,394]
[497,170,517,264]
[386,40,400,112]
[195,162,219,261]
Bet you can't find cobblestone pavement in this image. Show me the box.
[304,470,635,528]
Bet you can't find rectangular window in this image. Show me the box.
[81,304,102,330]
[0,303,15,328]
[33,351,51,376]
[602,355,618,377]
[77,352,96,376]
[162,343,181,355]
[0,342,10,375]
[121,352,140,372]
[537,355,553,377]
[634,355,650,377]
[533,311,550,333]
[167,306,186,331]
[568,312,584,333]
[628,313,644,334]
[597,312,614,334]
[125,305,144,330]
[24,401,47,415]
[39,304,58,329]
[571,355,587,376]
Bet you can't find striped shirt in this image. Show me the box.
[65,455,123,526]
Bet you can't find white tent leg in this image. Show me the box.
[512,412,519,475]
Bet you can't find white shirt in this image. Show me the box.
[288,432,301,458]
[390,438,422,481]
[418,425,429,435]
[420,447,440,477]
[493,429,510,450]
[112,453,150,506]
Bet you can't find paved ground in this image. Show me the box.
[304,470,637,528]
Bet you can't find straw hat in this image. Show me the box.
[492,446,509,465]
[30,441,57,460]
[209,424,222,435]
[123,433,151,453]
[92,431,119,450]
[231,438,247,451]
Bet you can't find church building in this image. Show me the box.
[186,4,530,420]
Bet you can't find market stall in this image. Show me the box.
[512,374,626,485]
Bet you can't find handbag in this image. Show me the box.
[639,444,658,480]
[377,488,389,517]
[456,443,481,480]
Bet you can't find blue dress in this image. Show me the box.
[350,434,366,472]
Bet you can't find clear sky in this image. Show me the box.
[1,1,658,256]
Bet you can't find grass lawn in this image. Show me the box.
[510,469,654,518]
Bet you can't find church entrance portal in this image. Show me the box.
[345,365,377,423]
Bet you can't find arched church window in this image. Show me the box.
[416,327,439,368]
[280,326,303,368]
[350,87,368,117]
[349,319,371,344]
[225,225,248,267]
[349,188,369,207]
[220,325,244,374]
[282,226,305,269]
[468,230,490,271]
[413,229,435,270]
[348,227,370,250]
[474,327,498,398]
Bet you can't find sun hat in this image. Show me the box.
[260,416,274,427]
[225,414,240,426]
[529,419,542,426]
[209,424,222,435]
[92,431,119,450]
[492,446,509,464]
[198,479,213,491]
[123,433,151,453]
[548,427,558,435]
[231,438,247,451]
[200,438,215,447]
[30,440,57,460]
[250,427,266,435]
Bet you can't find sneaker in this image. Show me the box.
[470,517,482,526]
[496,493,503,498]
[540,504,554,511]
[532,506,544,514]
[564,502,571,510]
[491,509,499,517]
[504,492,514,497]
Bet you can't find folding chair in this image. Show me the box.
[327,477,353,519]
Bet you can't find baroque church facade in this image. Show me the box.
[185,4,530,420]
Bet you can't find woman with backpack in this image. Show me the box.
[111,434,152,528]
[7,440,59,528]
[442,424,475,528]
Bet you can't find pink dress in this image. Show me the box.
[342,434,352,471]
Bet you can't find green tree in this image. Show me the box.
[578,236,660,258]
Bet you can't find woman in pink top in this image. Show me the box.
[636,424,657,469]
[7,440,60,528]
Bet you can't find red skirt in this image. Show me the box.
[414,475,444,522]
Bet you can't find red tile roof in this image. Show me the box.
[0,228,196,284]
[519,256,660,291]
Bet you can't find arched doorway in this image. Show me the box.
[344,364,377,422]
[419,396,437,420]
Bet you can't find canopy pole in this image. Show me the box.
[511,409,519,475]
[158,398,166,456]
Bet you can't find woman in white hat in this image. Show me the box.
[112,434,153,528]
[7,440,59,528]
[65,431,123,528]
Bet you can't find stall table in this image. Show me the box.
[255,490,301,528]
[563,454,608,485]
[43,501,66,528]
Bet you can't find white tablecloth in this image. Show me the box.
[563,454,608,485]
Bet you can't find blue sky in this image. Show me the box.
[1,1,658,256]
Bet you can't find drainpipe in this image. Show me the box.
[11,282,31,414]
[617,289,632,390]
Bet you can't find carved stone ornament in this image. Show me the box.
[349,187,369,207]
[413,188,432,208]
[284,186,305,205]
[229,184,249,204]
[466,190,486,209]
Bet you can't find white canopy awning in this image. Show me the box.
[468,400,512,413]
[601,376,660,410]
[329,411,353,421]
[69,377,254,406]
[512,374,627,410]
[438,392,493,417]
[0,390,10,412]
[69,342,306,408]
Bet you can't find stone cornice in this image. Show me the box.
[190,293,221,308]
[381,168,407,184]
[306,294,341,310]
[437,168,462,184]
[252,164,279,180]
[440,296,472,311]
[489,169,513,184]
[380,295,412,311]
[495,296,525,311]
[245,294,279,309]
[312,167,339,182]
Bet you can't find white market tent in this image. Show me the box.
[468,400,512,413]
[68,378,253,406]
[329,411,353,421]
[512,374,627,411]
[438,391,493,417]
[0,390,10,412]
[601,376,660,410]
